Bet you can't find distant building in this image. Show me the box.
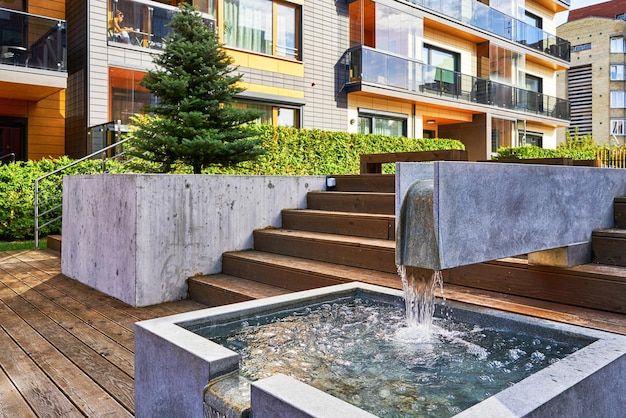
[558,0,626,144]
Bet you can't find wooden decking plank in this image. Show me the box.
[0,301,131,417]
[0,266,135,375]
[0,281,136,411]
[4,264,136,351]
[0,341,38,418]
[0,320,83,417]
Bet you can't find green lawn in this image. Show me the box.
[0,240,46,252]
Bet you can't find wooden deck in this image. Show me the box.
[2,250,625,417]
[0,249,206,417]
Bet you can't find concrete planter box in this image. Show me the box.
[61,174,326,307]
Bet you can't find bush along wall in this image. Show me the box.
[0,157,103,241]
[0,126,464,241]
[205,125,465,175]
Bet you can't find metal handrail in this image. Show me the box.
[1,152,16,163]
[34,136,134,248]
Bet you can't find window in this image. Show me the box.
[611,119,626,136]
[358,112,407,137]
[611,37,625,53]
[519,130,543,147]
[611,64,626,80]
[234,101,301,127]
[109,67,155,125]
[423,44,460,95]
[223,0,301,60]
[572,43,591,52]
[611,91,626,108]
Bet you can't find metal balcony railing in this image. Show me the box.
[344,46,570,120]
[0,8,66,71]
[404,0,570,61]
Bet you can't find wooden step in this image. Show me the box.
[306,191,395,215]
[221,250,402,291]
[615,197,626,229]
[281,209,395,240]
[47,235,62,253]
[592,228,626,267]
[188,273,291,307]
[252,229,397,273]
[446,257,626,314]
[328,174,395,193]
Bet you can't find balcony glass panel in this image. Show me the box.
[344,46,569,121]
[0,8,66,71]
[408,0,570,61]
[108,0,215,50]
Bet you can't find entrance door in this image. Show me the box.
[0,118,26,162]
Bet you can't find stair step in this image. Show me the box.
[188,273,292,307]
[592,228,626,267]
[306,191,395,215]
[253,229,397,273]
[222,250,402,291]
[329,174,395,193]
[615,197,626,229]
[47,235,62,253]
[281,209,395,240]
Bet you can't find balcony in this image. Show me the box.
[406,0,570,62]
[108,0,215,50]
[0,8,66,71]
[344,46,569,121]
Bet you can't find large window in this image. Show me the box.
[358,111,407,137]
[423,44,459,95]
[223,0,301,60]
[109,67,154,125]
[234,101,301,127]
[349,0,421,59]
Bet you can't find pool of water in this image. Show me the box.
[194,297,593,417]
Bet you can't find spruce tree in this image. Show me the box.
[130,3,264,174]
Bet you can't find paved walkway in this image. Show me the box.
[0,249,206,417]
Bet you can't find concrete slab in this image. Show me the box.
[396,162,626,270]
[62,174,326,307]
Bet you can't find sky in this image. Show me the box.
[556,0,612,24]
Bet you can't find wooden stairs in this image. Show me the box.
[189,175,626,317]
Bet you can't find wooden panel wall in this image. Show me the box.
[27,91,65,160]
[29,0,65,20]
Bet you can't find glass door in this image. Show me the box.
[0,118,26,162]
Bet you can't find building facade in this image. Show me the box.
[2,0,571,162]
[0,0,67,161]
[558,0,626,145]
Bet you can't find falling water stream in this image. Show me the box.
[397,265,444,330]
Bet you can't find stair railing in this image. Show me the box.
[34,136,135,249]
[1,152,16,163]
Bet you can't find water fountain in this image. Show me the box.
[135,162,626,417]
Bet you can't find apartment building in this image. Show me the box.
[2,0,570,162]
[558,0,626,144]
[0,0,66,161]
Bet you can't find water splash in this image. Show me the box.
[397,265,443,330]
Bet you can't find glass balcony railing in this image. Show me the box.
[344,46,569,120]
[108,0,215,50]
[405,0,570,61]
[0,8,66,71]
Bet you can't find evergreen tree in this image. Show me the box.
[130,3,264,174]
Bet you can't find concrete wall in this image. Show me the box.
[396,162,626,270]
[62,174,326,307]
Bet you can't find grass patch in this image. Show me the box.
[0,240,46,252]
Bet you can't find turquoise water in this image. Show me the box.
[198,297,592,417]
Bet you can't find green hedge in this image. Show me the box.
[494,145,598,161]
[204,126,464,175]
[1,126,464,241]
[0,157,103,241]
